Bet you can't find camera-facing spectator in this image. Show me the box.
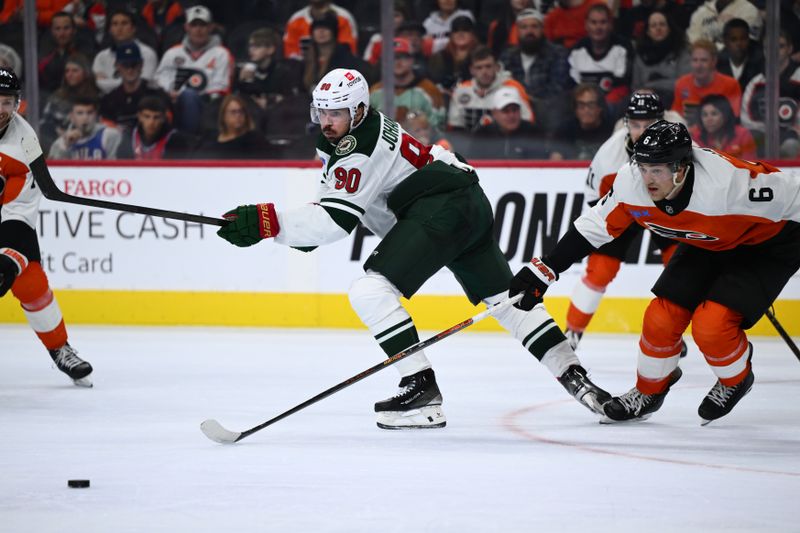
[423,0,475,43]
[197,94,271,159]
[118,95,195,160]
[469,86,550,159]
[283,0,358,60]
[38,11,96,92]
[687,0,762,46]
[672,39,741,127]
[550,82,614,160]
[544,0,606,49]
[154,5,233,134]
[486,0,536,58]
[568,3,632,118]
[100,42,171,134]
[689,93,756,160]
[39,54,100,152]
[48,96,121,160]
[370,38,446,129]
[716,18,763,92]
[235,28,303,114]
[631,9,690,109]
[92,9,159,94]
[741,30,800,158]
[428,15,479,93]
[448,45,533,131]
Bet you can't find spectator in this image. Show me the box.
[92,9,159,94]
[0,44,22,78]
[716,18,763,92]
[690,93,756,159]
[781,0,800,63]
[370,38,446,128]
[741,30,800,158]
[423,0,475,42]
[154,5,233,134]
[500,8,570,134]
[38,11,94,92]
[486,0,534,58]
[363,0,413,65]
[617,0,690,43]
[283,0,358,60]
[448,45,534,131]
[39,54,100,152]
[119,95,195,160]
[672,39,741,127]
[686,0,762,46]
[543,0,605,49]
[550,82,614,159]
[469,85,550,159]
[48,96,121,159]
[99,42,171,134]
[197,94,270,159]
[631,10,691,108]
[395,20,436,76]
[61,0,106,46]
[301,11,373,93]
[568,3,632,118]
[141,0,185,53]
[427,15,479,93]
[400,109,452,151]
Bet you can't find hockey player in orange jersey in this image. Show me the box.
[0,68,93,387]
[509,120,800,425]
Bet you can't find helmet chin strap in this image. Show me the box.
[665,164,688,200]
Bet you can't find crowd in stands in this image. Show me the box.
[2,0,799,161]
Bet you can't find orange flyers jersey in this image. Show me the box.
[0,115,43,231]
[575,147,799,252]
[585,127,629,205]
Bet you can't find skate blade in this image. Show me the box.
[72,376,93,388]
[599,413,653,425]
[700,418,714,426]
[376,405,446,430]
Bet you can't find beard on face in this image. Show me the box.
[518,35,542,55]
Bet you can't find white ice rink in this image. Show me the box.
[1,324,798,532]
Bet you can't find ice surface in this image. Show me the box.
[1,325,798,532]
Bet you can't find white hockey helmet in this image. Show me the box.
[310,68,370,130]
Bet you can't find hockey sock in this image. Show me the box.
[11,262,68,350]
[691,300,750,386]
[566,253,621,332]
[349,271,431,376]
[636,297,691,394]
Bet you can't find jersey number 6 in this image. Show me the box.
[749,187,773,202]
[333,167,361,193]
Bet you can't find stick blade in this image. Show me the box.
[200,419,242,444]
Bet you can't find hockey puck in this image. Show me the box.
[67,479,90,488]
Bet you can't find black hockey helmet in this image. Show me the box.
[625,92,664,120]
[0,68,21,97]
[632,120,693,169]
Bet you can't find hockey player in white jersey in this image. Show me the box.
[0,68,93,386]
[510,120,800,425]
[565,92,683,354]
[217,68,611,429]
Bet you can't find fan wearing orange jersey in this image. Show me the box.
[510,120,800,425]
[0,68,93,387]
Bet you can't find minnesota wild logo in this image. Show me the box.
[335,135,357,155]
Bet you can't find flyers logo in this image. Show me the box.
[645,222,718,241]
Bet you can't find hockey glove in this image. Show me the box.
[508,257,558,311]
[0,247,28,297]
[217,203,280,247]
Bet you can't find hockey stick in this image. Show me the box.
[200,293,523,444]
[765,308,800,362]
[21,136,228,227]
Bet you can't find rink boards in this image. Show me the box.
[0,160,798,334]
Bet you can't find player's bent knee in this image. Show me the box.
[348,272,402,321]
[691,301,743,353]
[585,254,622,288]
[642,297,691,344]
[11,261,50,302]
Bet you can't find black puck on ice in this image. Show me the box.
[67,479,90,488]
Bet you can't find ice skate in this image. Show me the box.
[374,368,446,429]
[49,343,93,387]
[602,367,682,423]
[565,329,583,351]
[679,339,688,358]
[557,365,611,415]
[699,345,754,425]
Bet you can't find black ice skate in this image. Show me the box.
[49,343,93,387]
[698,345,754,426]
[374,368,446,429]
[679,339,688,358]
[565,329,583,351]
[602,367,682,423]
[557,365,611,415]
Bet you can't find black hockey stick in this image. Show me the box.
[22,138,227,226]
[200,293,522,444]
[765,308,800,362]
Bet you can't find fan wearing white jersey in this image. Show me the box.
[217,68,611,429]
[510,120,800,425]
[0,68,93,387]
[565,92,682,353]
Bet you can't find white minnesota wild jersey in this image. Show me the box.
[275,109,465,248]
